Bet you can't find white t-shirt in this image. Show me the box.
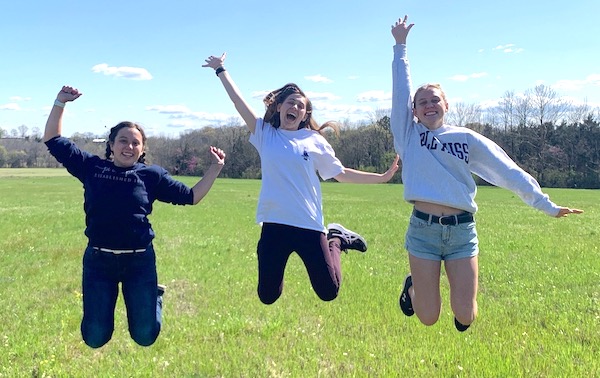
[249,119,344,232]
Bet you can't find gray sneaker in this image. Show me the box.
[327,223,367,252]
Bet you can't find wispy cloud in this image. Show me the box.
[10,96,31,101]
[356,90,391,103]
[305,91,341,102]
[146,104,191,115]
[492,43,524,53]
[0,103,20,111]
[250,89,340,102]
[554,74,600,91]
[449,72,489,82]
[146,104,232,125]
[305,74,333,83]
[92,63,153,80]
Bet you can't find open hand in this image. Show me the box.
[203,53,227,70]
[391,15,414,45]
[555,207,583,218]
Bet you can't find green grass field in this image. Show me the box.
[0,168,598,377]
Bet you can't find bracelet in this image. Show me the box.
[215,67,226,76]
[54,99,65,108]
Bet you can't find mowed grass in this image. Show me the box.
[0,168,598,377]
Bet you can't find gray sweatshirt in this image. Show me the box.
[390,44,559,216]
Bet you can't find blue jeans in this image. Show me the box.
[81,245,161,348]
[405,213,479,261]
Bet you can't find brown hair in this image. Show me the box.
[262,83,339,135]
[104,121,147,163]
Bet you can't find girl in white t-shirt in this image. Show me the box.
[203,53,399,304]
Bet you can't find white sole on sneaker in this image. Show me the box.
[327,223,367,252]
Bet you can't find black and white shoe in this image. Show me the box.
[399,274,414,316]
[327,223,367,252]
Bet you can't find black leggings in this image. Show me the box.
[257,223,342,304]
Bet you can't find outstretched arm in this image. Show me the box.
[191,146,226,205]
[203,53,258,133]
[43,86,83,142]
[334,155,399,184]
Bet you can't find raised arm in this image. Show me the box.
[43,85,83,142]
[390,16,415,156]
[191,146,226,205]
[334,155,399,184]
[203,53,259,133]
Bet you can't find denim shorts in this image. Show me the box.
[404,213,479,261]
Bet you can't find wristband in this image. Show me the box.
[54,99,65,108]
[215,67,226,76]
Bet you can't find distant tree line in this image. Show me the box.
[1,84,599,188]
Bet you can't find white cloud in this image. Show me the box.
[166,120,195,129]
[250,90,340,102]
[0,103,20,111]
[10,96,31,101]
[305,74,333,83]
[304,91,340,101]
[146,104,233,125]
[356,90,391,103]
[314,102,374,122]
[92,63,153,80]
[492,43,524,54]
[554,74,600,91]
[146,104,191,114]
[493,43,514,50]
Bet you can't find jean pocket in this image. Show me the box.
[458,221,476,231]
[409,215,429,229]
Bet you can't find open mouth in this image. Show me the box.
[286,112,297,122]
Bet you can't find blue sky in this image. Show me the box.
[1,1,599,137]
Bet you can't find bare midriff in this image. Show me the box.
[413,201,467,216]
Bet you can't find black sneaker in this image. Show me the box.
[454,317,470,332]
[327,223,367,252]
[157,284,166,297]
[399,274,414,316]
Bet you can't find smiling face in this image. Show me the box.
[109,126,144,168]
[277,93,309,130]
[413,85,449,129]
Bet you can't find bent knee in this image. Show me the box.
[82,329,112,349]
[452,302,477,325]
[258,289,281,305]
[130,326,160,347]
[416,312,440,326]
[454,310,476,326]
